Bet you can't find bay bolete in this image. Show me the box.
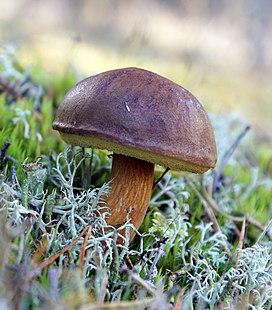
[52,67,217,241]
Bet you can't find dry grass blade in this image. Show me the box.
[173,287,185,310]
[235,218,246,268]
[25,225,91,281]
[255,219,272,244]
[30,236,48,265]
[79,225,93,275]
[96,272,109,306]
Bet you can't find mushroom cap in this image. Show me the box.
[53,67,217,173]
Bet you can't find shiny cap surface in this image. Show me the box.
[53,67,217,172]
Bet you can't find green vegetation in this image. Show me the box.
[0,48,271,310]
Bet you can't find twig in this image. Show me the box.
[213,125,251,194]
[255,219,272,245]
[0,78,23,100]
[153,167,170,190]
[0,141,10,170]
[202,186,272,241]
[0,79,43,121]
[231,222,243,239]
[188,181,232,258]
[145,241,165,281]
[121,265,156,296]
[202,187,244,221]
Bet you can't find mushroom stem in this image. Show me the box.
[106,153,154,241]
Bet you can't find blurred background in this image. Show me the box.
[0,0,271,135]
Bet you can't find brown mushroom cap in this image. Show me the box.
[53,67,217,173]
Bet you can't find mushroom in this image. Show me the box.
[52,67,217,242]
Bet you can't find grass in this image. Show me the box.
[0,47,272,310]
